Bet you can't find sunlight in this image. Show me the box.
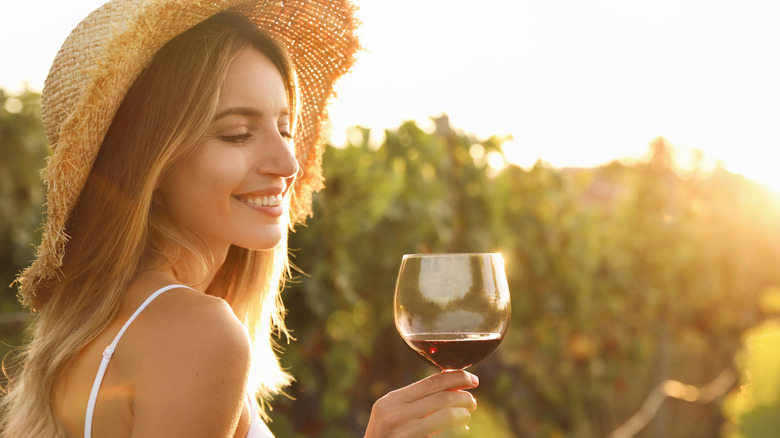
[4,0,780,200]
[728,158,780,201]
[752,174,780,200]
[325,0,780,200]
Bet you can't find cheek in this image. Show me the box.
[159,157,243,221]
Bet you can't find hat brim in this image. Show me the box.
[19,0,360,308]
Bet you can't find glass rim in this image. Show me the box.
[401,252,502,259]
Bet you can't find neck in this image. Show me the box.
[141,244,230,292]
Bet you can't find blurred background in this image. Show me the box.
[3,1,780,437]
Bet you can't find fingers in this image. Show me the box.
[396,370,479,403]
[369,404,472,438]
[433,425,470,438]
[365,372,480,438]
[372,384,477,419]
[418,407,471,437]
[417,387,477,413]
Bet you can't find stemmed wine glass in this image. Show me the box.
[394,253,511,371]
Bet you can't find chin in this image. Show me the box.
[243,231,285,251]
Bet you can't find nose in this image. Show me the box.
[256,132,299,179]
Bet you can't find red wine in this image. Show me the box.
[404,333,503,370]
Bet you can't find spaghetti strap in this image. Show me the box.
[84,284,190,438]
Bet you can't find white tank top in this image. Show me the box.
[84,285,273,438]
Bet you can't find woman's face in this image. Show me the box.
[156,47,298,258]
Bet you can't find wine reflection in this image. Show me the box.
[395,254,510,336]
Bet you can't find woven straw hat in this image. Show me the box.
[17,0,360,308]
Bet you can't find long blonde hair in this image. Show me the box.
[2,13,298,436]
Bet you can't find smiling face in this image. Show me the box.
[156,47,298,261]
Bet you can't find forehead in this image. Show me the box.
[218,47,288,113]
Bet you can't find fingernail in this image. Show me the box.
[470,374,479,386]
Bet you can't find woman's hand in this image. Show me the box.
[364,370,479,438]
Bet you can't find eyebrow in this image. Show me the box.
[213,106,291,122]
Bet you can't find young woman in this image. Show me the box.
[1,1,478,437]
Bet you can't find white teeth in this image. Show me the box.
[242,195,283,207]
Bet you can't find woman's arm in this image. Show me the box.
[365,370,478,438]
[129,292,252,438]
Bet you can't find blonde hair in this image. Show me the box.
[2,13,297,436]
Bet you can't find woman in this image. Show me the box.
[1,1,478,437]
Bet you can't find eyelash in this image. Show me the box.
[220,133,252,143]
[219,129,292,144]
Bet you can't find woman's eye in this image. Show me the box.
[220,133,252,143]
[279,123,292,140]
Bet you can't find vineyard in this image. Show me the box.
[3,90,780,436]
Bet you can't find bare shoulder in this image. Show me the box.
[132,287,250,358]
[121,287,251,436]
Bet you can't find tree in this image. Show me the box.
[0,89,47,357]
[4,91,780,436]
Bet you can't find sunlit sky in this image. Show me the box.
[2,1,780,191]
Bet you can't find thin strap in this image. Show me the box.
[246,394,274,438]
[84,284,190,438]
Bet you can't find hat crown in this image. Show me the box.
[42,0,259,147]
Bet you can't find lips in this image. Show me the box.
[237,194,283,207]
[233,189,287,219]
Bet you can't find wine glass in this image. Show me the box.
[394,253,511,371]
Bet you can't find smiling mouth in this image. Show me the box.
[236,194,283,207]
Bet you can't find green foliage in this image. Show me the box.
[0,90,46,353]
[722,290,780,438]
[0,90,47,303]
[272,125,780,437]
[4,90,780,437]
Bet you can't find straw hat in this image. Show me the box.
[17,0,360,308]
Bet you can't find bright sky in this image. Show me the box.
[2,1,780,191]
